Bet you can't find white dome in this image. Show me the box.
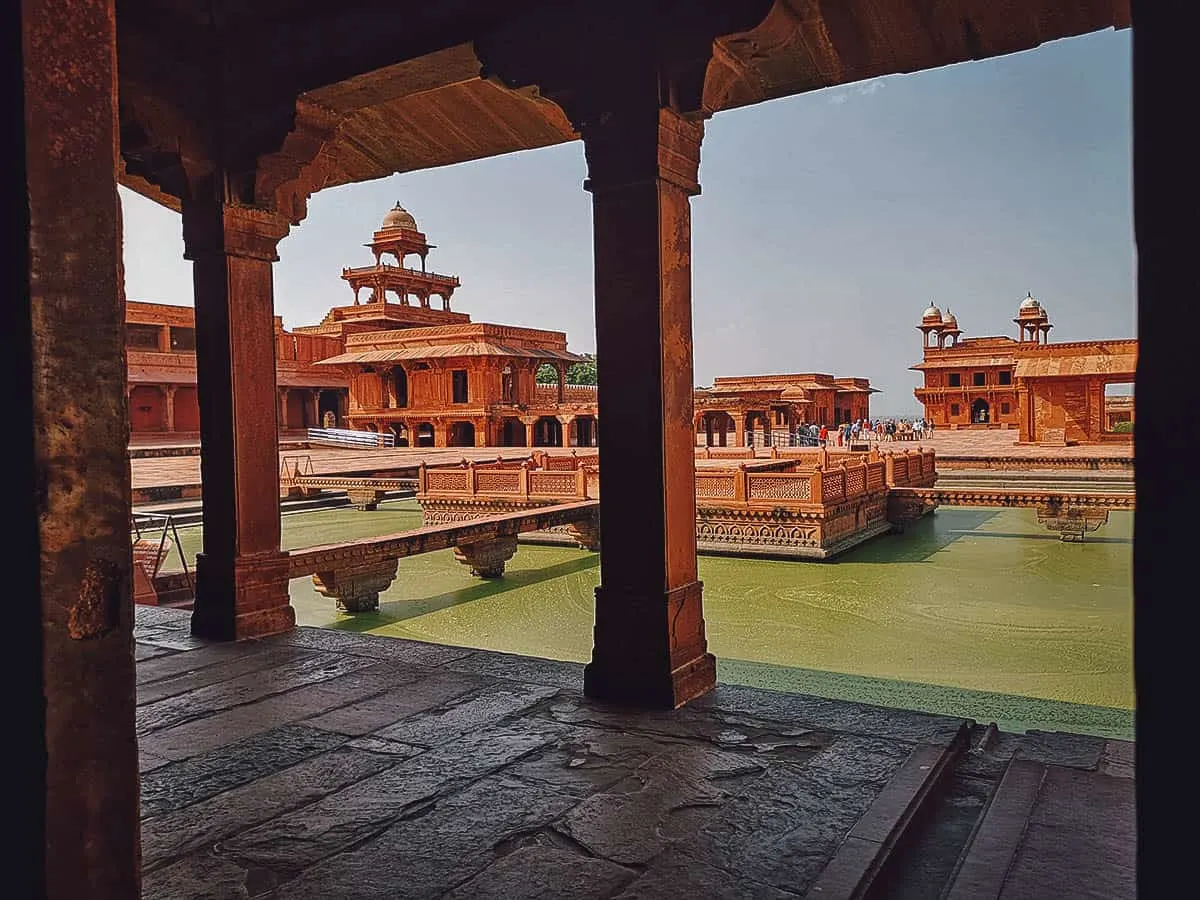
[381,202,417,231]
[1019,292,1041,312]
[943,307,958,327]
[922,303,943,323]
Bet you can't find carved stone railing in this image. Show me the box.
[882,448,938,488]
[694,446,756,460]
[418,460,592,502]
[537,450,600,471]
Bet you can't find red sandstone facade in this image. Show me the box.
[305,204,598,448]
[126,205,598,446]
[912,295,1136,444]
[126,301,349,435]
[694,373,876,447]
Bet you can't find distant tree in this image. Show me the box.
[536,354,597,386]
[566,354,597,386]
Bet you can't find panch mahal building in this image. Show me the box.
[126,204,598,448]
[912,293,1137,445]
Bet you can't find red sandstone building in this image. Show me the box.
[126,204,598,447]
[695,373,877,447]
[307,204,597,447]
[126,300,348,436]
[912,294,1137,444]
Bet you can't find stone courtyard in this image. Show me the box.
[135,606,1134,899]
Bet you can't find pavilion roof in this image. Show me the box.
[315,342,585,366]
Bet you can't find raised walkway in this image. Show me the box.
[134,606,1135,900]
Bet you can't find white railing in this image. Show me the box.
[306,427,394,449]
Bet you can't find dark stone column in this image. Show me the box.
[583,106,715,708]
[183,199,295,640]
[22,0,141,894]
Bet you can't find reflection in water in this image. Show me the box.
[162,501,1133,739]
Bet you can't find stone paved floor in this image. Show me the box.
[134,606,1135,899]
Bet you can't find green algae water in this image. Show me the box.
[159,500,1133,739]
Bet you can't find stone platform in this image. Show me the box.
[134,607,1135,899]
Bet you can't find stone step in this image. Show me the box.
[805,721,971,897]
[943,756,1047,899]
[943,751,1136,900]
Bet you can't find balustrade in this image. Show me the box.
[418,460,591,501]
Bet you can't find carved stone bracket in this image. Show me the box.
[566,512,601,551]
[454,535,519,578]
[312,558,399,612]
[182,199,291,262]
[346,487,388,511]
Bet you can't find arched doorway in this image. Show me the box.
[744,411,771,447]
[317,389,341,427]
[389,423,409,447]
[416,422,435,447]
[534,416,562,447]
[972,398,990,424]
[576,416,596,447]
[449,421,475,447]
[129,385,164,433]
[501,417,525,447]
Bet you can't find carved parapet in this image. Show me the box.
[312,558,399,613]
[454,535,519,578]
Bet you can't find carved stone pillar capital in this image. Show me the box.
[182,200,290,262]
[582,106,703,196]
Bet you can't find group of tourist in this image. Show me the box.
[795,418,933,448]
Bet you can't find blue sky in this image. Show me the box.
[120,28,1133,417]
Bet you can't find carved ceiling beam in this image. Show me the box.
[474,0,776,131]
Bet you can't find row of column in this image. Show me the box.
[174,107,716,707]
[359,414,599,448]
[25,28,726,898]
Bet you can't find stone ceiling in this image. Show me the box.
[116,0,1130,216]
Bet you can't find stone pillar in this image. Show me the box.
[476,418,490,447]
[23,0,141,893]
[521,416,536,448]
[582,106,715,708]
[309,388,320,428]
[164,384,177,432]
[183,199,294,641]
[278,387,289,430]
[433,419,448,448]
[734,414,746,448]
[557,414,575,448]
